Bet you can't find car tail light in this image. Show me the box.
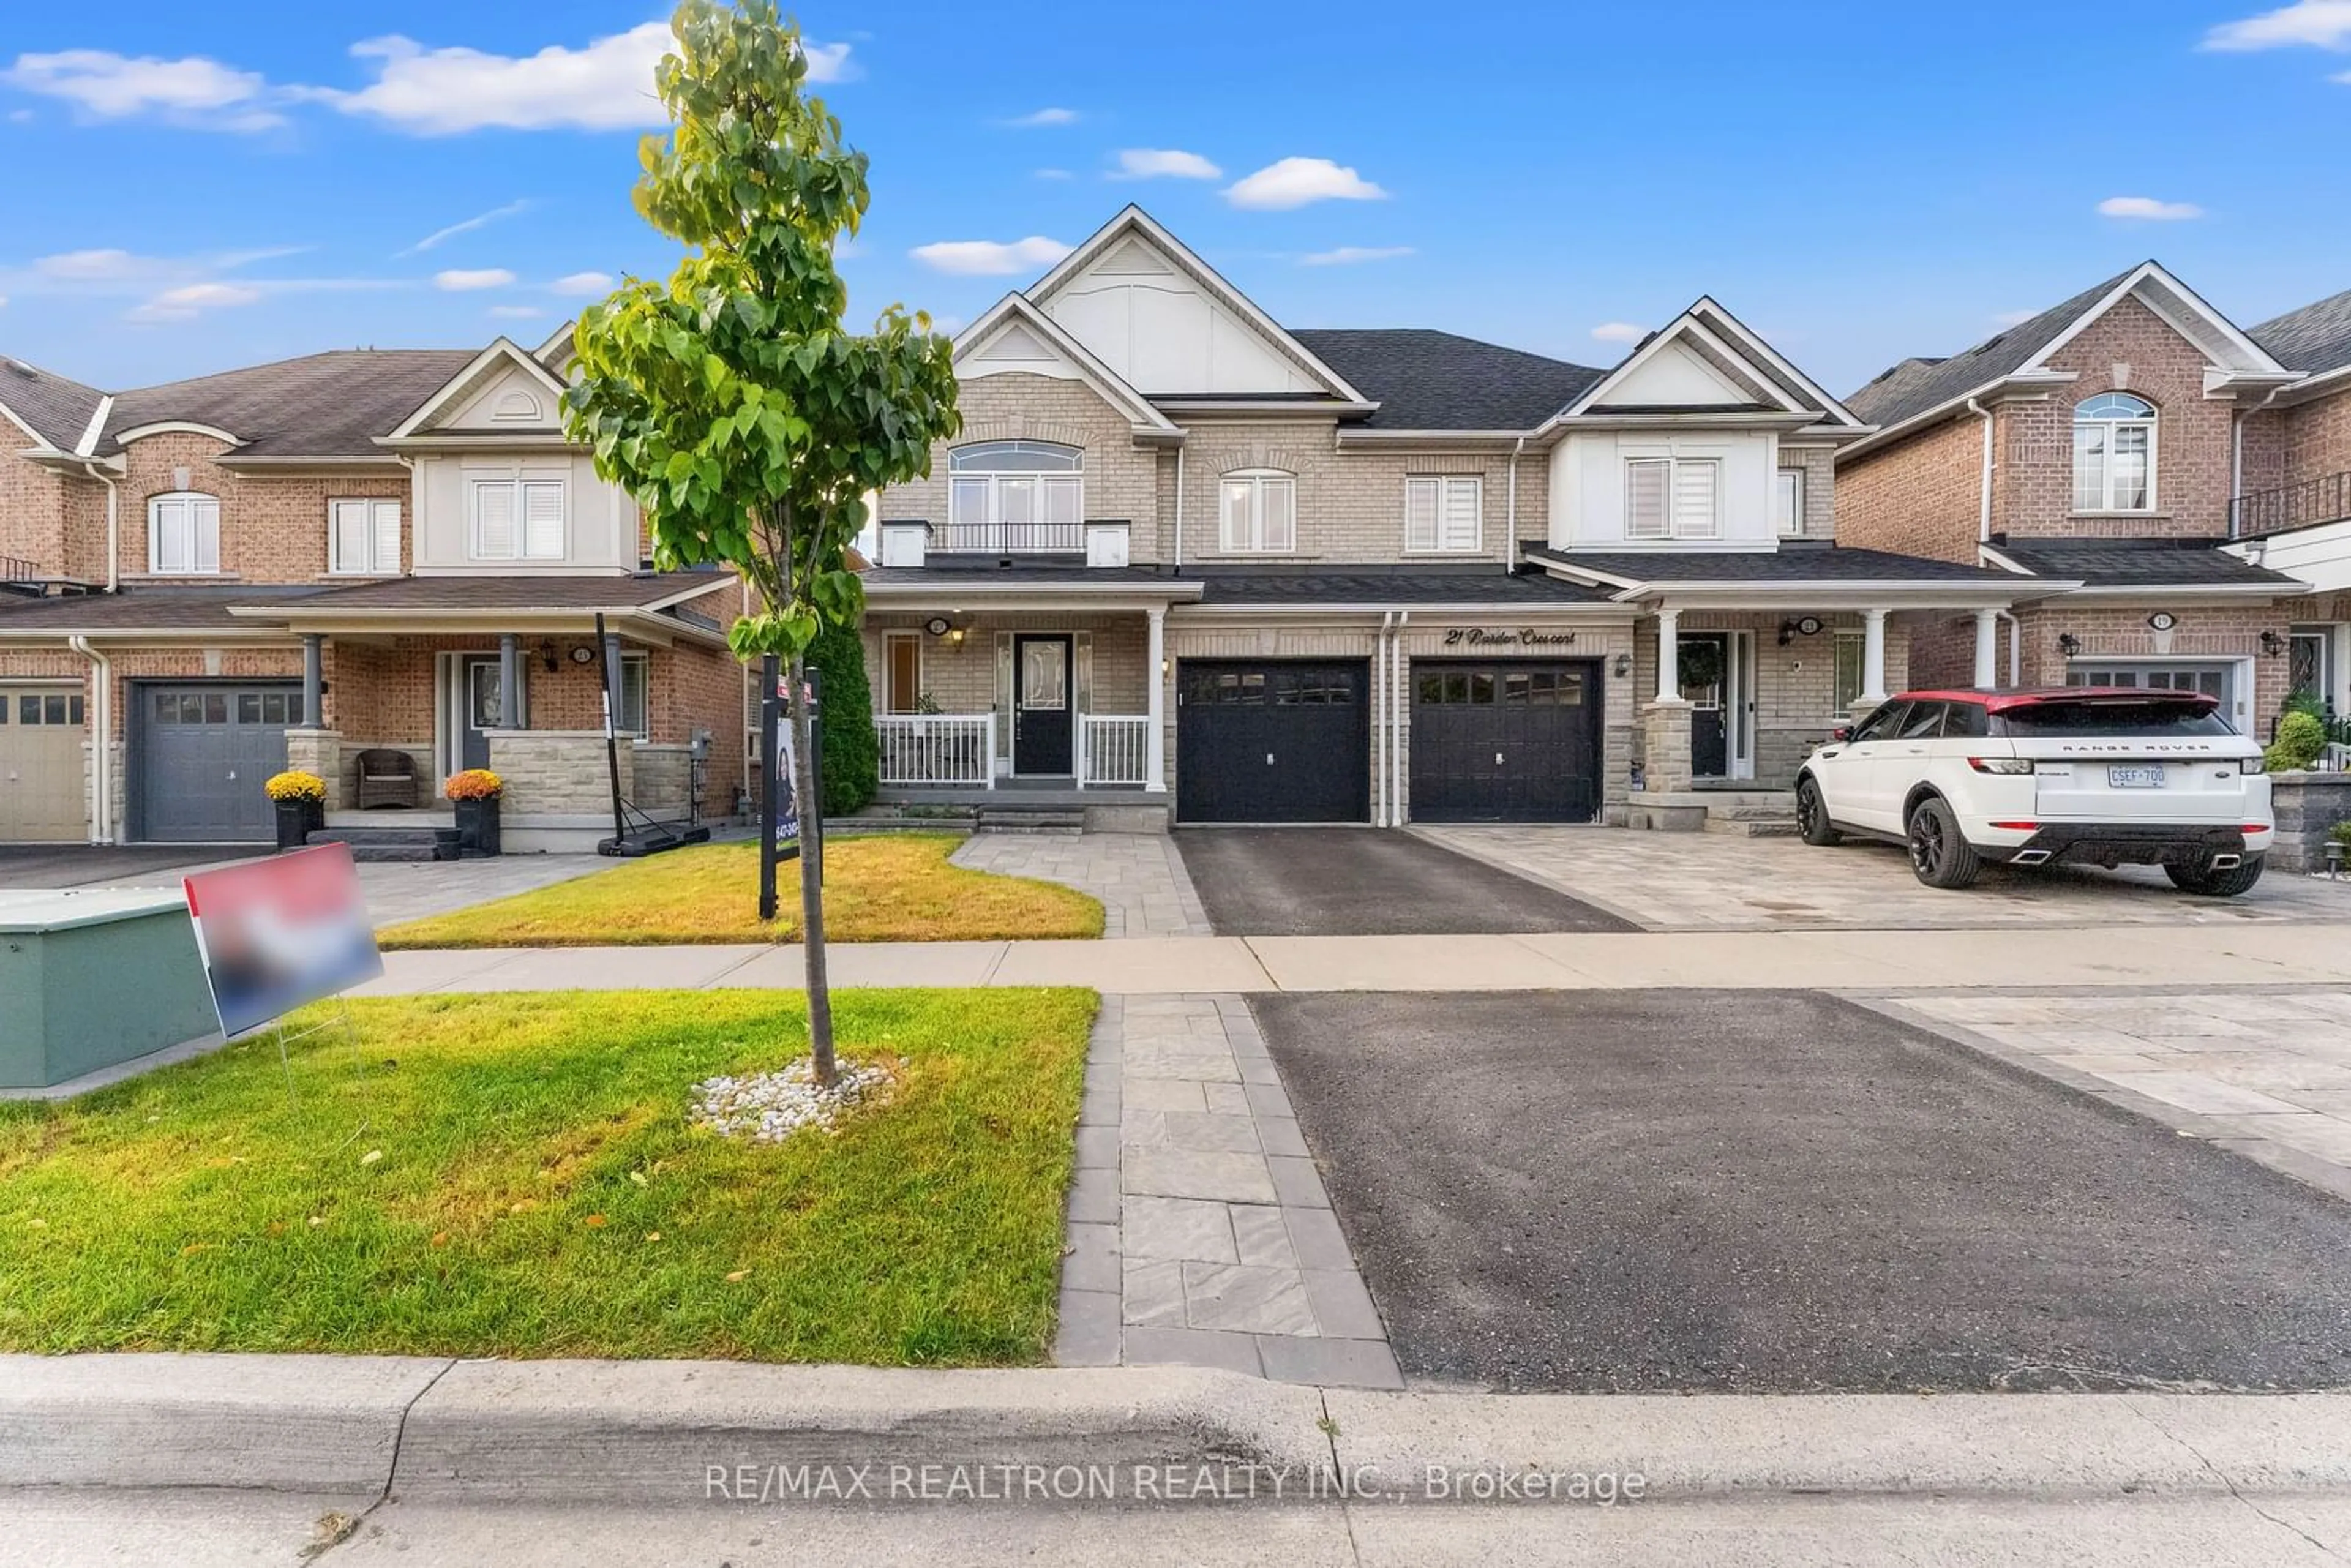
[1968,757,2034,775]
[2241,823,2272,833]
[2240,756,2268,775]
[1989,820,2039,831]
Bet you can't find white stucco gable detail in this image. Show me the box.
[1024,206,1370,404]
[1543,298,1869,437]
[953,293,1181,438]
[381,338,572,441]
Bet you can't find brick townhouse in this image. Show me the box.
[1835,264,2351,741]
[853,206,2030,831]
[0,334,745,847]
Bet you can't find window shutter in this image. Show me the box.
[475,482,516,558]
[1262,479,1295,552]
[372,501,402,572]
[522,481,565,558]
[1404,478,1438,551]
[1671,460,1718,538]
[1441,478,1480,552]
[1625,460,1669,539]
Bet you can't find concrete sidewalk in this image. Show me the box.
[353,921,2351,998]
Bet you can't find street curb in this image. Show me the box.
[6,1356,2351,1502]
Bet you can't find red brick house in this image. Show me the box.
[0,334,746,847]
[1836,263,2351,741]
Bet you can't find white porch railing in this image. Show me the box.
[1078,713,1150,787]
[875,713,996,787]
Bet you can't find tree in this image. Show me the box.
[808,617,879,816]
[564,0,959,1082]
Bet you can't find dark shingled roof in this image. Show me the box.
[0,587,318,632]
[1844,268,2139,432]
[99,348,481,457]
[0,357,106,451]
[1989,537,2303,590]
[1190,566,1609,605]
[1529,544,2023,584]
[2250,287,2351,375]
[280,570,734,612]
[1287,328,1605,430]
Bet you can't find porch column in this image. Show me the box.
[1861,609,1889,704]
[498,633,522,730]
[1145,606,1166,792]
[1973,608,2000,689]
[301,634,323,726]
[1654,608,1681,703]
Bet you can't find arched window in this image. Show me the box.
[1218,468,1297,553]
[2074,392,2155,512]
[947,440,1082,550]
[148,492,220,574]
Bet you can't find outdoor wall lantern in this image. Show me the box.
[2057,632,2083,657]
[947,626,967,647]
[1612,653,1633,678]
[539,641,560,673]
[1777,615,1824,647]
[2261,629,2288,658]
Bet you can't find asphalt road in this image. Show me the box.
[1254,988,2351,1394]
[1175,828,1635,937]
[0,844,250,889]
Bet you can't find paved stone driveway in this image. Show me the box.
[1419,825,2351,932]
[953,832,1211,937]
[1052,995,1400,1388]
[1878,989,2351,1199]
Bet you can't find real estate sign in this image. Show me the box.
[182,842,383,1039]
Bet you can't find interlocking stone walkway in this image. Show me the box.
[1052,994,1400,1388]
[1875,989,2351,1198]
[953,831,1211,938]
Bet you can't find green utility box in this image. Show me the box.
[0,890,220,1091]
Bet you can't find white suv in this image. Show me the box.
[1794,687,2273,895]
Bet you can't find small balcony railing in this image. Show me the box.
[2230,471,2351,541]
[1,554,35,582]
[935,520,1084,553]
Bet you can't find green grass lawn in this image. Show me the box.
[378,834,1103,949]
[0,988,1095,1364]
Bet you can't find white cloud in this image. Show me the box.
[303,23,850,136]
[1223,156,1387,211]
[433,267,516,291]
[909,236,1073,276]
[126,282,263,323]
[1002,107,1078,127]
[1033,167,1073,181]
[399,199,531,257]
[2098,195,2204,220]
[2202,1,2351,50]
[35,248,151,281]
[1,49,282,130]
[1113,148,1221,180]
[1589,321,1647,344]
[487,304,546,319]
[549,270,615,296]
[1298,245,1414,266]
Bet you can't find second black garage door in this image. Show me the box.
[1411,659,1602,823]
[1177,659,1369,823]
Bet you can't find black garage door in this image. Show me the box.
[1177,659,1369,823]
[136,682,303,842]
[1411,659,1602,823]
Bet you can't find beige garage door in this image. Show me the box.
[0,686,88,841]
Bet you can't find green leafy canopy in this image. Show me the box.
[563,0,961,662]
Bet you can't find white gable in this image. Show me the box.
[441,364,562,430]
[961,318,1081,382]
[1600,340,1753,407]
[1041,231,1323,396]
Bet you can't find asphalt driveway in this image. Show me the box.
[1254,989,2351,1393]
[0,844,254,890]
[1175,827,1634,937]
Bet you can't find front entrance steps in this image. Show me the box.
[306,824,463,863]
[866,787,1171,835]
[1625,789,1798,835]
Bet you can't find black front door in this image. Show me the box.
[1013,635,1073,775]
[1410,660,1603,822]
[1681,634,1730,779]
[1177,659,1370,823]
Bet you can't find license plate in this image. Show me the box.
[2107,764,2166,789]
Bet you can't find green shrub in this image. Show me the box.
[2267,710,2327,773]
[2330,820,2351,852]
[808,618,879,816]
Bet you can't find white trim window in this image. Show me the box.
[470,476,566,560]
[1624,457,1720,541]
[1219,470,1297,553]
[1404,475,1482,553]
[1775,468,1806,538]
[946,440,1083,550]
[2073,392,2155,512]
[329,498,402,575]
[148,492,220,574]
[620,652,651,739]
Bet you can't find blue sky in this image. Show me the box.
[3,1,2348,399]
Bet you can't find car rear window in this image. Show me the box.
[1990,699,2236,737]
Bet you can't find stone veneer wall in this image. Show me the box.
[2268,773,2351,874]
[631,743,695,818]
[486,730,631,816]
[283,729,343,812]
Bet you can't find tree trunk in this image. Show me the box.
[789,651,836,1085]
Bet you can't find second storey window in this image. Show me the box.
[1625,457,1719,541]
[149,492,220,574]
[1404,476,1482,553]
[947,440,1082,550]
[2074,392,2154,512]
[330,498,402,575]
[1220,470,1297,553]
[1775,468,1806,538]
[470,477,566,561]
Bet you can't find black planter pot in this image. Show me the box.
[275,798,324,852]
[454,796,502,857]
